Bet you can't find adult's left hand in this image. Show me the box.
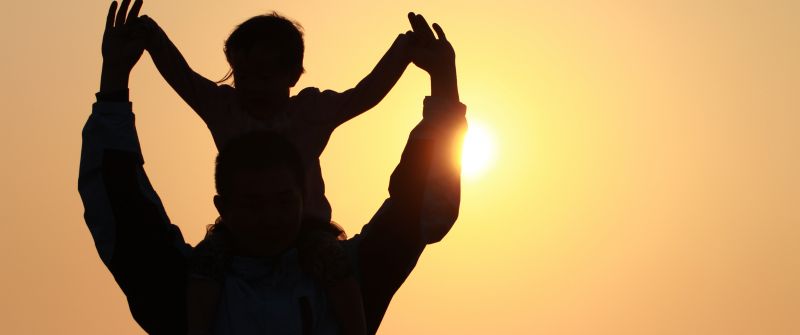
[100,0,146,91]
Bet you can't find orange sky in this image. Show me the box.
[2,0,799,334]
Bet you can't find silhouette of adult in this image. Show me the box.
[79,1,466,334]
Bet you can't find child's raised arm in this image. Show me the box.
[139,15,223,123]
[313,31,412,126]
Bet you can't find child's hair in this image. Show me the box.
[218,12,306,84]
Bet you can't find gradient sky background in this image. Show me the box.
[2,0,799,334]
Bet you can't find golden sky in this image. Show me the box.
[2,0,799,334]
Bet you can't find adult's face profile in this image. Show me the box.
[214,165,303,258]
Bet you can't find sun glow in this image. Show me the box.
[461,121,495,178]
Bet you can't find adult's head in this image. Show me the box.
[212,131,306,257]
[220,12,305,112]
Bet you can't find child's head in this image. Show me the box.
[213,131,306,257]
[222,13,305,109]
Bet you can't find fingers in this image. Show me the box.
[105,1,118,33]
[408,12,435,43]
[115,0,131,27]
[432,23,447,42]
[127,0,143,23]
[414,13,436,42]
[407,12,417,34]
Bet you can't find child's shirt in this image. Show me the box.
[192,83,360,222]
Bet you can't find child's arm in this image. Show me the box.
[319,33,412,126]
[139,15,222,121]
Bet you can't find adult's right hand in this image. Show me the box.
[406,12,459,101]
[100,0,145,91]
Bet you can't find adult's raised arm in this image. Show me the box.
[78,2,191,333]
[354,14,467,334]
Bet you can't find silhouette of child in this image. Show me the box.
[133,4,414,334]
[139,12,412,223]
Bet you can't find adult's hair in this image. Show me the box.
[219,12,305,83]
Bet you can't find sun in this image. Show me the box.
[460,121,494,178]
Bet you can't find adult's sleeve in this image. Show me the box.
[355,96,467,334]
[78,101,191,334]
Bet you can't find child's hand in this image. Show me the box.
[102,0,146,75]
[406,13,455,77]
[390,31,414,63]
[137,15,163,51]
